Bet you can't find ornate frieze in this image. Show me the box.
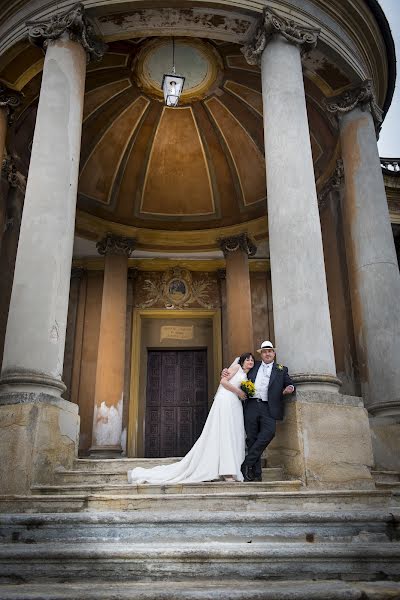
[26,2,106,62]
[96,233,136,257]
[242,7,320,66]
[324,80,383,132]
[218,233,257,257]
[317,159,344,211]
[0,84,22,123]
[135,268,219,310]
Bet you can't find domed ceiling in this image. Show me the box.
[8,36,337,234]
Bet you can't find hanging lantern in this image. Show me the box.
[161,39,185,107]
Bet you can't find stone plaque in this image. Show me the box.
[160,325,194,341]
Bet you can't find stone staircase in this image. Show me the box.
[0,458,400,599]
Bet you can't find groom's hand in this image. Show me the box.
[282,385,295,396]
[221,368,230,378]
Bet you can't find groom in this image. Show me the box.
[241,340,295,482]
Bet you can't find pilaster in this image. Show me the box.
[90,234,135,458]
[218,233,255,362]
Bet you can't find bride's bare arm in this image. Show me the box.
[220,365,247,399]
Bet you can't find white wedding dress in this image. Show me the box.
[127,366,246,484]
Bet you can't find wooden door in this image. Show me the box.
[145,350,208,457]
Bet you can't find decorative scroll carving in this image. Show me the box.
[96,233,136,257]
[242,7,320,66]
[135,268,219,310]
[0,84,22,123]
[324,80,383,132]
[218,233,257,257]
[381,158,400,174]
[317,159,344,211]
[26,2,107,62]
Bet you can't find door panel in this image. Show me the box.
[145,350,208,457]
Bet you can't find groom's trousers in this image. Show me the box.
[243,398,276,477]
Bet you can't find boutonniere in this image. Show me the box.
[276,364,284,371]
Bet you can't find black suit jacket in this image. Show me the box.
[246,361,295,421]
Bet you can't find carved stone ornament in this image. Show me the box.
[137,268,219,310]
[317,159,344,211]
[324,80,383,132]
[26,2,107,62]
[96,233,136,257]
[1,155,26,191]
[242,7,320,66]
[0,84,22,123]
[218,233,257,257]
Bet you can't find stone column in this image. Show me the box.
[218,234,255,363]
[0,4,106,493]
[243,8,339,392]
[242,8,374,489]
[90,234,135,458]
[326,81,400,470]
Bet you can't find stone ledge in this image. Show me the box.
[287,391,364,408]
[0,391,78,414]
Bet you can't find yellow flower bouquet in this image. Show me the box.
[240,380,256,397]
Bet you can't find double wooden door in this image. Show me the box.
[144,350,208,457]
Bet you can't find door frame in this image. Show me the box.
[128,308,222,457]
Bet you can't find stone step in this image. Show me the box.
[32,479,301,496]
[54,467,286,484]
[0,489,394,514]
[0,541,399,581]
[71,457,274,473]
[72,457,184,472]
[1,580,400,600]
[1,509,398,545]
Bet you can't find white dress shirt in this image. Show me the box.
[254,362,273,402]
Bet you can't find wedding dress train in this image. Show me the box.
[127,367,246,484]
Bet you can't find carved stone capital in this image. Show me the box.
[242,7,320,66]
[218,233,257,257]
[1,155,26,192]
[317,159,344,211]
[26,2,107,63]
[324,80,383,132]
[96,233,136,257]
[0,84,22,123]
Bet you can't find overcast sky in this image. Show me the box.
[378,0,399,157]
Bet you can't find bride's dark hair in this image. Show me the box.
[239,352,255,367]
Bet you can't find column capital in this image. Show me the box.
[218,233,256,258]
[96,233,136,257]
[317,159,344,211]
[1,155,26,192]
[324,80,383,132]
[242,7,320,66]
[26,2,107,63]
[0,84,22,124]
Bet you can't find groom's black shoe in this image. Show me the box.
[241,464,255,482]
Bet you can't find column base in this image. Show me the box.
[0,392,79,495]
[369,408,400,471]
[292,373,342,393]
[88,445,123,459]
[0,369,66,396]
[266,390,375,490]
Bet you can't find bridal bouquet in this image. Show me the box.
[240,380,256,397]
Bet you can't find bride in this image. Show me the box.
[127,352,255,484]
